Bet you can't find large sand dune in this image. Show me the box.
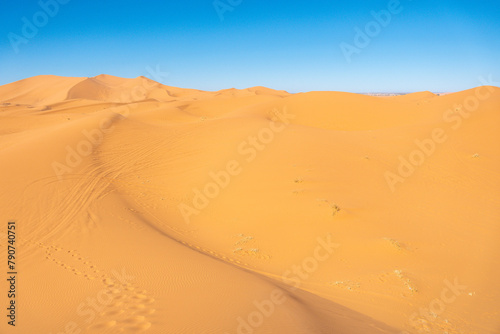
[0,75,499,334]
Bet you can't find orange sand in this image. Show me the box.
[0,74,499,334]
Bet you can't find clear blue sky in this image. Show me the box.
[1,0,499,93]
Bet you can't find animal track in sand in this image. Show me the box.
[382,237,411,252]
[407,315,463,334]
[231,234,271,260]
[42,244,101,280]
[177,238,252,267]
[378,269,418,295]
[111,212,147,232]
[41,243,156,331]
[393,269,418,293]
[316,199,341,216]
[293,177,304,183]
[86,278,156,332]
[330,280,360,291]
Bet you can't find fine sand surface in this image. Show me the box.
[0,74,499,334]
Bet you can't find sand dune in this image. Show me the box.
[0,75,499,334]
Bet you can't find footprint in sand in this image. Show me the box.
[330,280,360,291]
[382,237,411,252]
[377,269,417,295]
[179,238,252,267]
[92,277,156,332]
[42,243,156,332]
[231,234,271,260]
[42,244,101,280]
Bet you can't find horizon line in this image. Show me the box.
[1,73,498,96]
